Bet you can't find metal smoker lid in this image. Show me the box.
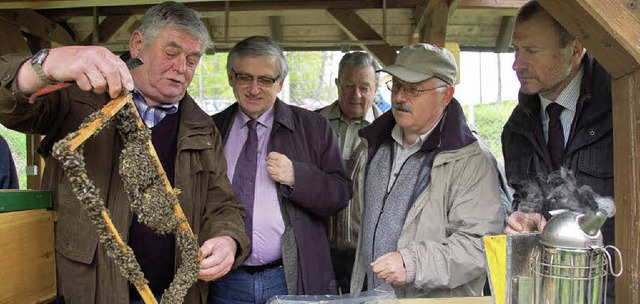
[539,210,604,249]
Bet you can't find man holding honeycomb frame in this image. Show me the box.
[0,2,249,303]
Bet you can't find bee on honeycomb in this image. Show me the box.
[52,98,199,303]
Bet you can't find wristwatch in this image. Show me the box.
[31,49,56,85]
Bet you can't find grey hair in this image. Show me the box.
[226,35,289,79]
[136,1,213,52]
[338,51,381,84]
[516,0,575,47]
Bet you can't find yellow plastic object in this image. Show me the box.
[484,235,507,304]
[444,42,461,85]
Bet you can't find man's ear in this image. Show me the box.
[571,40,585,64]
[129,30,144,57]
[441,86,455,107]
[228,74,235,87]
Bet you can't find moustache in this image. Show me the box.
[394,103,412,113]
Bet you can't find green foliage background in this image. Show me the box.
[187,53,235,101]
[287,52,336,105]
[462,100,517,163]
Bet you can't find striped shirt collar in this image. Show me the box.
[131,89,179,128]
[540,67,583,115]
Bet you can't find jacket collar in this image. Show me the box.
[359,98,476,155]
[509,52,611,134]
[272,98,296,132]
[320,100,379,124]
[178,95,212,130]
[214,98,295,142]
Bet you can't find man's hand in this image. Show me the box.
[371,251,406,286]
[18,46,134,98]
[266,151,295,186]
[198,236,237,282]
[506,211,547,234]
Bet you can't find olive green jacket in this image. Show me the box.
[0,53,250,304]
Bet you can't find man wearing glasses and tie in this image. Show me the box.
[211,35,351,303]
[349,43,505,298]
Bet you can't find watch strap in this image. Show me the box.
[32,50,56,85]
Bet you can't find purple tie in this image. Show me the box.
[546,103,565,170]
[232,120,258,242]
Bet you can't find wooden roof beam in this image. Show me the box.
[0,9,74,45]
[269,16,283,42]
[327,8,397,66]
[32,0,524,22]
[413,0,439,39]
[457,0,527,9]
[81,15,131,45]
[494,16,515,52]
[414,0,452,47]
[538,0,640,79]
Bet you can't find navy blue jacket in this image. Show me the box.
[213,98,351,295]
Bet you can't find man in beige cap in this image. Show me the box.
[350,43,505,298]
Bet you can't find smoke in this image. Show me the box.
[516,168,615,218]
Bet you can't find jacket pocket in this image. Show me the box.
[577,142,613,178]
[55,179,99,265]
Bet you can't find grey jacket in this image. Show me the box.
[351,100,505,298]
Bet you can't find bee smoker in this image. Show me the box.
[529,210,623,303]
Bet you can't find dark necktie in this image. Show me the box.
[232,120,258,243]
[546,103,565,170]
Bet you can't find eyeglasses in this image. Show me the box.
[385,80,447,98]
[233,70,280,87]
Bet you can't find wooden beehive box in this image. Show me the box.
[0,190,56,303]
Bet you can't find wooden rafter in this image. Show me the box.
[10,0,429,11]
[414,0,451,47]
[81,15,131,45]
[495,16,515,52]
[413,0,439,39]
[538,0,640,79]
[0,9,74,45]
[457,0,527,9]
[269,15,283,42]
[327,8,397,66]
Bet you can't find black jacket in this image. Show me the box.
[501,52,614,246]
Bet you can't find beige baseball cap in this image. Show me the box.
[380,43,458,85]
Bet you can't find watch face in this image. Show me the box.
[32,49,49,65]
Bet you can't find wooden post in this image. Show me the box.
[611,73,640,304]
[538,0,640,302]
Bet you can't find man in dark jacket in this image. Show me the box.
[0,2,249,303]
[0,134,18,189]
[211,35,351,303]
[503,0,614,302]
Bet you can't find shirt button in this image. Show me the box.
[589,130,595,136]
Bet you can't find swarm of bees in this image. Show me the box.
[52,96,200,304]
